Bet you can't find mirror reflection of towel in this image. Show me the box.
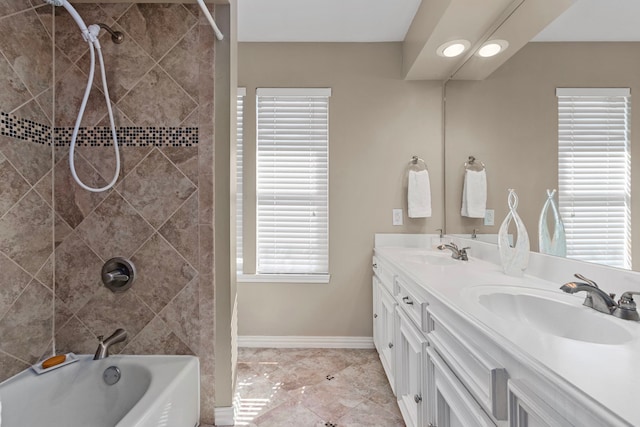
[408,170,431,218]
[461,169,487,218]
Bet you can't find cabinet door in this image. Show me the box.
[373,277,381,353]
[379,284,397,394]
[427,347,496,427]
[508,380,569,427]
[395,307,427,427]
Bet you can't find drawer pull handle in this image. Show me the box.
[414,394,422,403]
[403,296,414,305]
[374,314,378,318]
[388,342,393,348]
[372,263,378,268]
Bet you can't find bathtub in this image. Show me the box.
[0,354,199,427]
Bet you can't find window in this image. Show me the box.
[236,88,245,273]
[556,88,631,269]
[255,88,331,277]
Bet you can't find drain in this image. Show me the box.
[325,375,335,381]
[103,366,121,385]
[325,423,337,427]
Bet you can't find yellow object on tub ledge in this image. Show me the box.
[32,353,79,374]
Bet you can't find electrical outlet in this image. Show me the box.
[484,209,495,226]
[393,209,403,226]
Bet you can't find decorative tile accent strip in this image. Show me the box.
[54,126,199,147]
[0,112,51,145]
[0,112,198,147]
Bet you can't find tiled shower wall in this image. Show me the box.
[0,1,216,423]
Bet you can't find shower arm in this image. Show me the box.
[97,23,124,44]
[196,0,224,40]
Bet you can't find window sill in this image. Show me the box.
[237,274,331,284]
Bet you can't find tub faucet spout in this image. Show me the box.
[94,328,127,360]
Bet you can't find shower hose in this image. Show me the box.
[53,0,120,192]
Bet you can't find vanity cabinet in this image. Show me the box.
[372,258,397,394]
[395,306,427,427]
[372,246,632,427]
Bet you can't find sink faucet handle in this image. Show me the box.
[619,291,640,304]
[613,291,640,321]
[574,273,599,289]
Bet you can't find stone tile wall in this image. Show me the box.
[0,0,55,379]
[0,1,216,424]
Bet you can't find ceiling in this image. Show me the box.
[238,0,640,43]
[533,0,640,42]
[237,0,422,42]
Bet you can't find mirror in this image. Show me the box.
[443,0,640,271]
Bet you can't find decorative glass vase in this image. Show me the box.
[498,189,530,277]
[538,189,566,257]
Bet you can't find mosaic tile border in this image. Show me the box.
[0,112,51,145]
[0,112,198,147]
[54,126,198,147]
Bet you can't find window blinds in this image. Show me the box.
[236,88,245,273]
[556,88,631,269]
[256,88,331,275]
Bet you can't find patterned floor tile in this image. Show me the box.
[234,348,404,427]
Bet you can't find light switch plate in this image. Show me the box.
[393,209,403,226]
[484,209,495,226]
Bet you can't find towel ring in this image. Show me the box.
[465,156,485,172]
[409,155,428,172]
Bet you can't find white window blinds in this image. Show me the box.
[256,88,331,275]
[236,88,245,274]
[556,88,631,269]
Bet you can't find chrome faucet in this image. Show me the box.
[560,274,617,314]
[437,242,469,261]
[94,328,127,360]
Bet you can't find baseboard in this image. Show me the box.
[214,406,235,426]
[238,335,374,349]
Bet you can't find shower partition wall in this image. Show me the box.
[0,1,221,424]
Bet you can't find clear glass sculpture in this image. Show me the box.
[538,189,566,257]
[498,189,530,276]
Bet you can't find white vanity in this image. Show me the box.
[372,234,640,427]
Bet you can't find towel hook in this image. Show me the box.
[465,155,485,172]
[409,155,428,172]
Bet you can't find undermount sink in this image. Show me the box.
[404,253,460,266]
[464,285,634,345]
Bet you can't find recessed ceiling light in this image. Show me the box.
[477,40,509,57]
[436,40,470,58]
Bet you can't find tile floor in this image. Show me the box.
[227,347,405,427]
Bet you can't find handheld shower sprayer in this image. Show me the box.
[45,0,120,193]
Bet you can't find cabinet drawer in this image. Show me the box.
[428,308,508,421]
[372,256,394,294]
[394,276,428,332]
[427,346,496,427]
[508,380,570,427]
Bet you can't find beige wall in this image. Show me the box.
[445,42,640,270]
[238,42,443,337]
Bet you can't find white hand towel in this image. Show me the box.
[461,169,487,218]
[408,170,431,218]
